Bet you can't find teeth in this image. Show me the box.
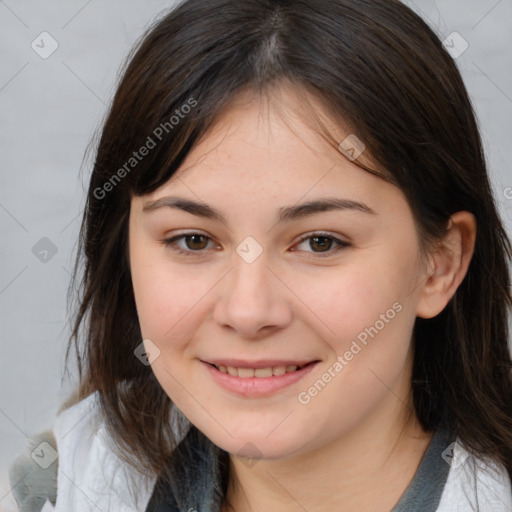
[255,367,273,378]
[217,364,301,377]
[238,367,255,378]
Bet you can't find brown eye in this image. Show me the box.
[162,233,215,256]
[293,232,350,257]
[309,236,334,253]
[184,234,209,250]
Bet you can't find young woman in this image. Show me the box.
[9,0,512,510]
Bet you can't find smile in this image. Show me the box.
[212,363,308,377]
[201,360,319,397]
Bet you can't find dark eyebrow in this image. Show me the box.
[142,196,377,223]
[142,197,228,222]
[278,197,377,220]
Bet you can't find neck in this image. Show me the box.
[222,400,432,512]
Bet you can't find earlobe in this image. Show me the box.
[416,211,477,319]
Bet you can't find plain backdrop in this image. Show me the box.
[1,0,511,510]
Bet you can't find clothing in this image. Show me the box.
[8,391,512,511]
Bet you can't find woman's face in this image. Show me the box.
[129,88,431,460]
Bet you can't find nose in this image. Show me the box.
[212,254,293,339]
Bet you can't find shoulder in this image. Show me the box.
[437,438,512,511]
[54,391,157,511]
[9,391,157,512]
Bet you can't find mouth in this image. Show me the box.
[201,359,320,397]
[205,361,315,378]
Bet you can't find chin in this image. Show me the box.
[206,428,306,461]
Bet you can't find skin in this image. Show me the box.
[129,86,476,511]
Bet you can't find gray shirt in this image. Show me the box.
[145,426,452,511]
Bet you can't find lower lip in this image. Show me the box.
[202,361,318,397]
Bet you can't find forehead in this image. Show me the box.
[167,90,364,184]
[132,85,408,222]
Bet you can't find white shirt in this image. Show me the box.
[15,391,512,511]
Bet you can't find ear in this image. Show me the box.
[416,211,477,319]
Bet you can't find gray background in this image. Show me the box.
[0,1,511,509]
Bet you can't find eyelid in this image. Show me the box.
[293,231,351,256]
[162,230,350,257]
[162,231,218,256]
[294,230,348,244]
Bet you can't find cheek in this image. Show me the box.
[130,239,186,336]
[291,269,415,433]
[295,264,408,353]
[133,262,210,344]
[291,255,418,415]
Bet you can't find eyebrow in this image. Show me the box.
[142,196,377,223]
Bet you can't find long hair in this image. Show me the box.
[65,0,512,482]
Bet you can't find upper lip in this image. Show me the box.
[202,359,318,369]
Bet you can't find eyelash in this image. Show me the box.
[161,232,350,258]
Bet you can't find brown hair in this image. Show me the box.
[65,0,512,484]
